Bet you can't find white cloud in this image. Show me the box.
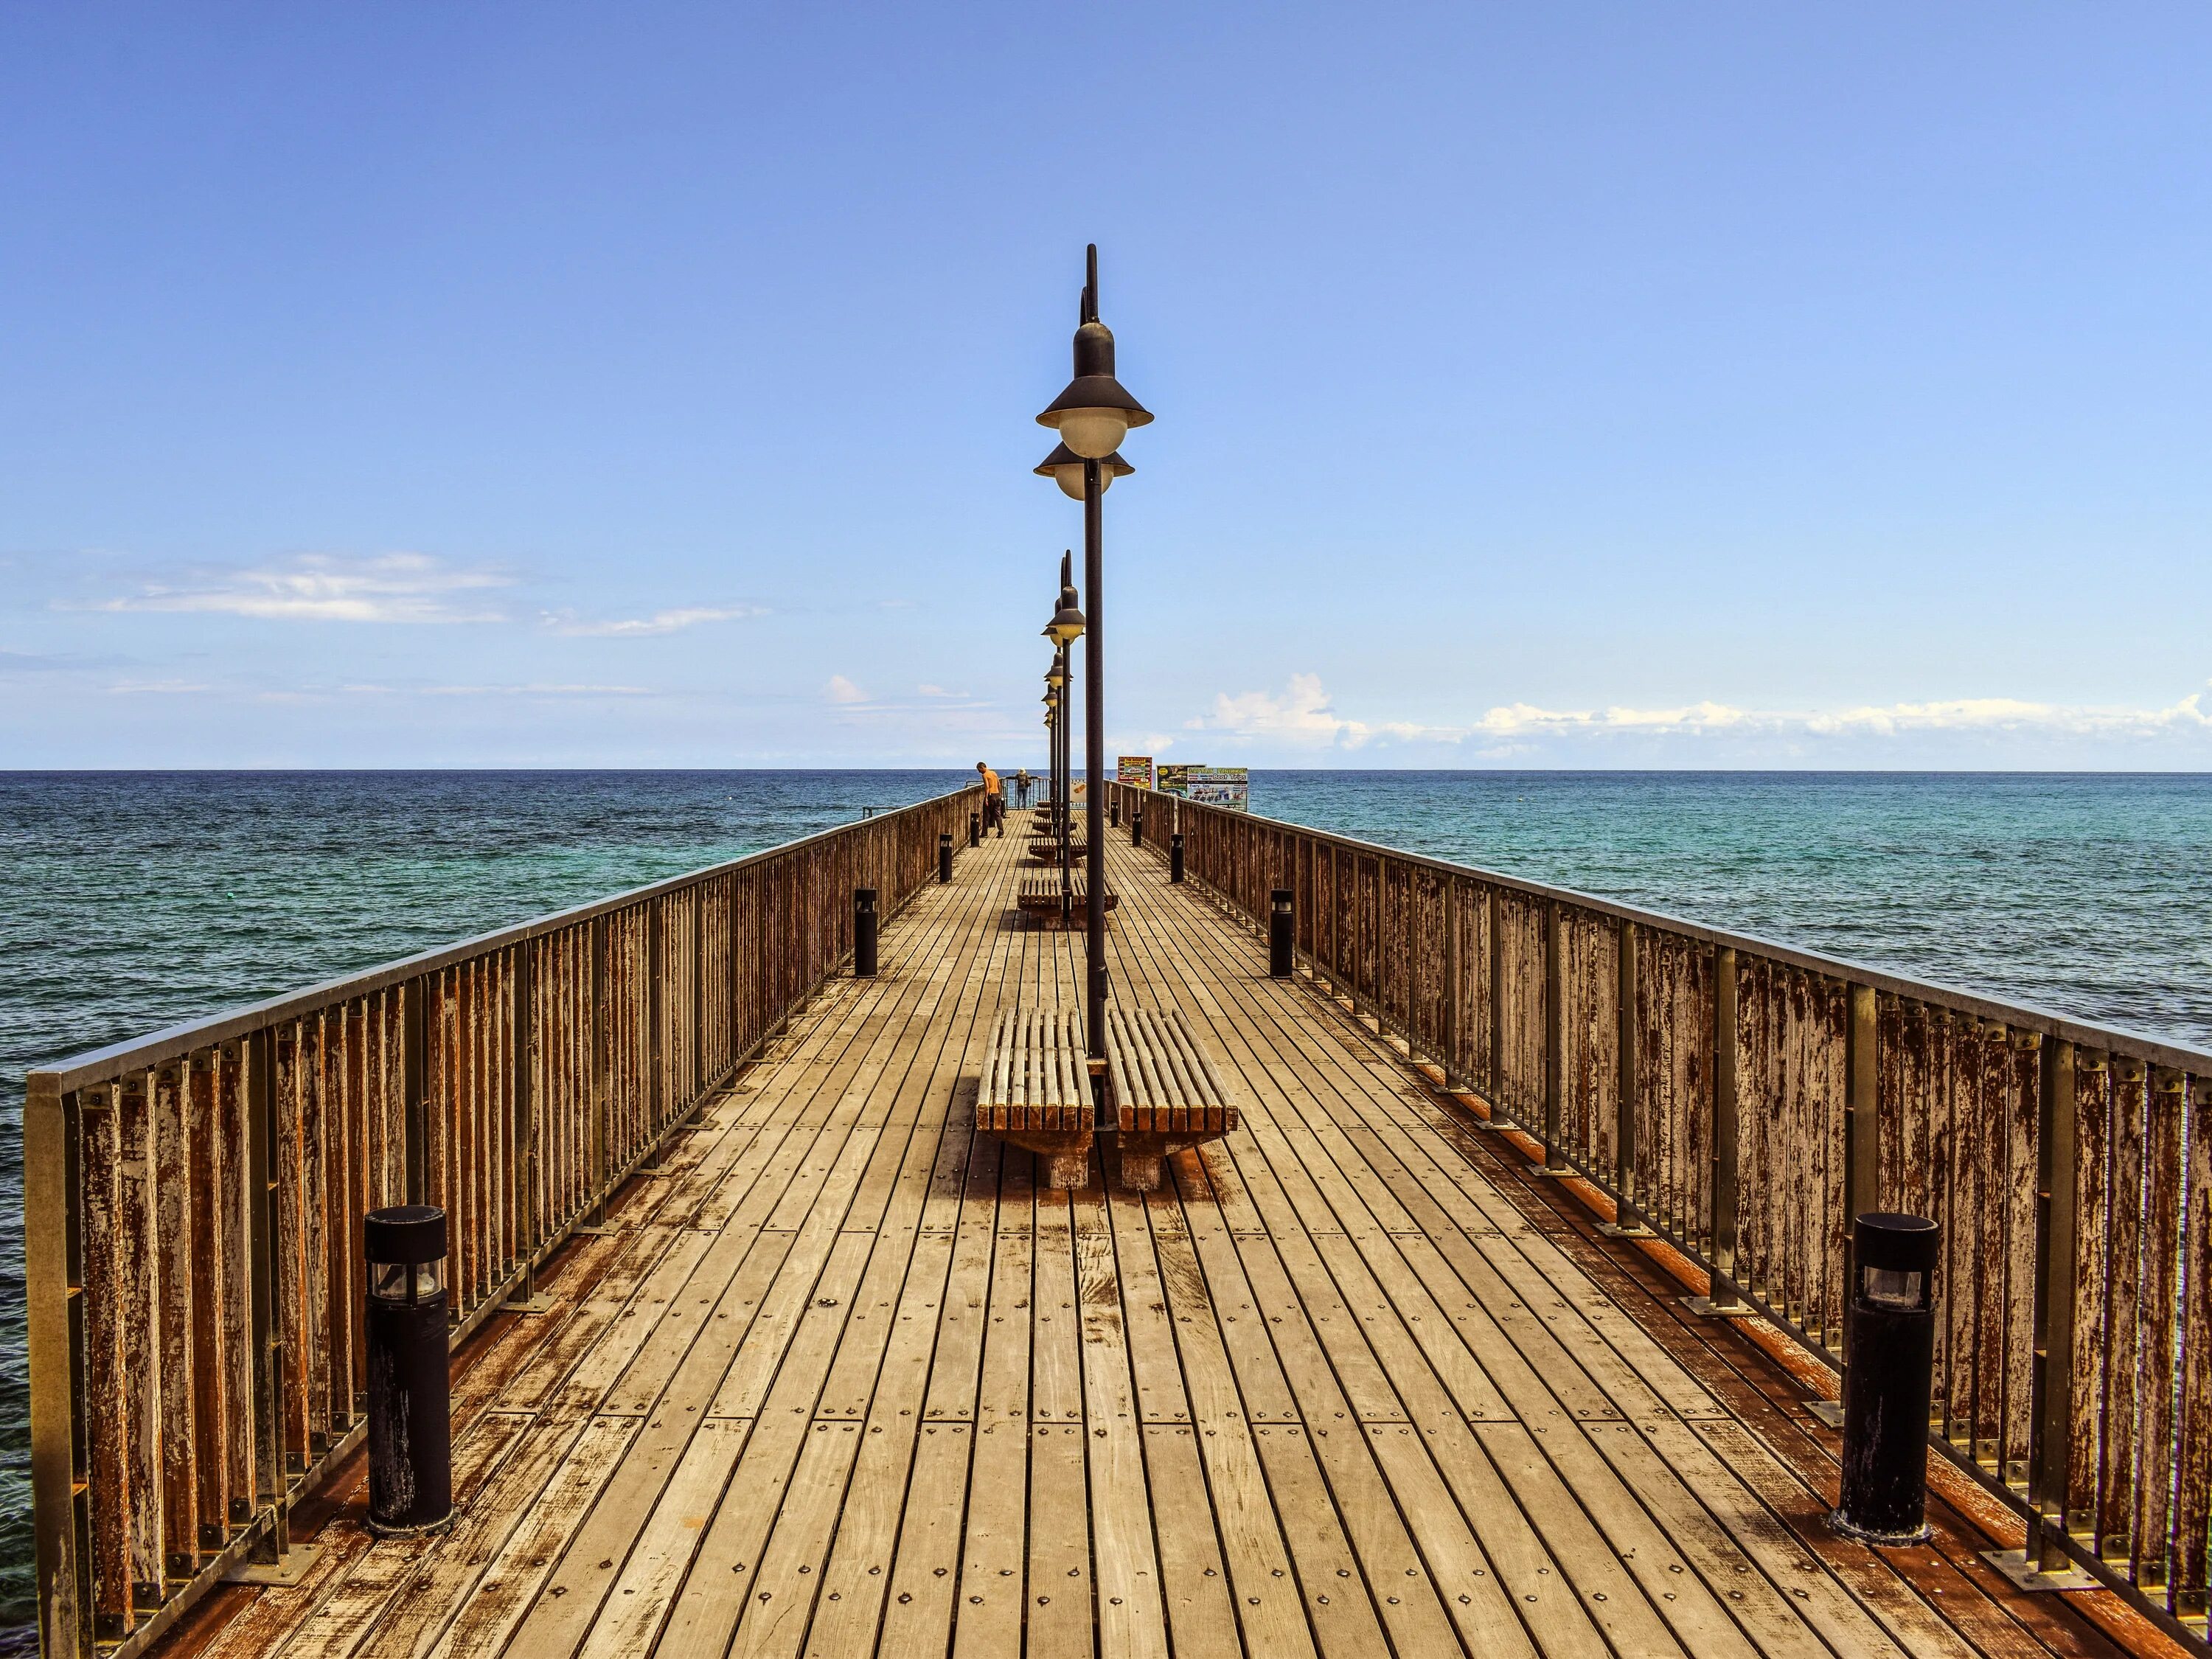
[422,683,653,698]
[85,552,512,624]
[105,678,212,695]
[1192,675,2212,755]
[543,603,765,637]
[1190,673,1415,750]
[825,674,869,704]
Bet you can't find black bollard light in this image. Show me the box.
[1132,807,1143,848]
[1832,1212,1940,1545]
[365,1205,452,1535]
[854,887,878,976]
[939,831,953,883]
[1268,888,1294,978]
[1110,798,1120,829]
[1170,832,1184,883]
[970,811,981,848]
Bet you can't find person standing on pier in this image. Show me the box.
[977,760,1005,835]
[1014,768,1032,810]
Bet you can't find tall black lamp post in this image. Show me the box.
[1036,244,1150,1064]
[1043,552,1085,923]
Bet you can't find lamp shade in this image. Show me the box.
[1034,443,1133,501]
[1037,319,1151,460]
[1044,580,1085,645]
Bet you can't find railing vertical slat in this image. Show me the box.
[1615,920,1638,1213]
[152,1060,198,1583]
[2136,1068,2185,1592]
[1543,901,1564,1169]
[2032,1036,2079,1569]
[2176,1075,2212,1616]
[26,1066,85,1655]
[1710,946,1740,1307]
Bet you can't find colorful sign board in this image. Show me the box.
[1156,764,1192,796]
[1117,755,1154,788]
[1184,766,1249,811]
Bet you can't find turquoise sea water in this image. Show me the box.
[2,768,2208,1645]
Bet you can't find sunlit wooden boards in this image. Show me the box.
[158,818,2122,1659]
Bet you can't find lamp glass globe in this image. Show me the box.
[1051,462,1116,499]
[1055,409,1128,460]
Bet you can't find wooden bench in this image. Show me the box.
[1103,1006,1238,1191]
[1025,841,1088,863]
[1015,874,1116,925]
[977,1006,1093,1187]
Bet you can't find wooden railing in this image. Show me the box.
[1114,780,2212,1645]
[24,785,980,1658]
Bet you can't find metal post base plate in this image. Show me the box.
[1596,1221,1655,1239]
[1830,1509,1930,1548]
[1805,1399,1844,1428]
[1682,1294,1759,1319]
[223,1543,324,1587]
[1978,1548,2098,1591]
[505,1293,557,1316]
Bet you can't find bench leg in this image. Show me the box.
[1044,1148,1090,1189]
[1116,1149,1164,1192]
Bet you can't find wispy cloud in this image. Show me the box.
[105,678,212,695]
[825,674,869,704]
[1,647,122,674]
[420,683,653,698]
[83,552,512,623]
[542,603,765,637]
[1192,674,2212,754]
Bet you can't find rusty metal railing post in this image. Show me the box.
[246,1026,287,1557]
[1486,888,1504,1117]
[1841,984,1879,1355]
[1442,881,1462,1090]
[1601,921,1649,1238]
[646,900,665,1149]
[1543,901,1567,1171]
[588,913,609,1225]
[2030,1035,2079,1573]
[403,979,426,1208]
[1691,945,1750,1316]
[508,944,539,1304]
[693,883,708,1099]
[24,1067,84,1657]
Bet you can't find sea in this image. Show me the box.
[1,768,2208,1644]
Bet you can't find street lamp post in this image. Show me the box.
[1036,244,1150,1065]
[1043,552,1085,929]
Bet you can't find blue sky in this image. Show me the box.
[4,3,2209,769]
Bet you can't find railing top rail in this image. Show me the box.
[1127,782,2212,1074]
[32,783,981,1095]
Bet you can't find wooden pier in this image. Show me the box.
[130,810,2152,1658]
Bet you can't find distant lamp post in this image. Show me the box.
[1035,243,1150,1064]
[1043,557,1085,647]
[1035,443,1133,501]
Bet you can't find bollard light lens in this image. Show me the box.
[1863,1267,1922,1309]
[372,1262,412,1302]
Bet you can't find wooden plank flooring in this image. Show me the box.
[161,810,2129,1659]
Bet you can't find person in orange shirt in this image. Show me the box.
[976,762,1004,835]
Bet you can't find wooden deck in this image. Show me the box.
[160,809,2133,1659]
